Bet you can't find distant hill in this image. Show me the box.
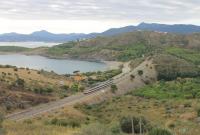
[1,23,200,42]
[137,22,200,34]
[43,31,200,61]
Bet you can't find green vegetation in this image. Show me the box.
[0,113,4,134]
[110,84,118,93]
[153,54,200,81]
[134,78,200,99]
[84,69,122,85]
[70,83,80,92]
[46,32,159,61]
[120,116,150,134]
[47,42,75,56]
[137,70,144,76]
[115,44,151,61]
[166,47,200,65]
[46,118,80,128]
[197,108,200,117]
[0,46,29,52]
[33,87,53,94]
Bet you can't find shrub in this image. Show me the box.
[111,84,118,93]
[34,87,53,94]
[197,108,200,117]
[138,70,143,76]
[15,78,25,87]
[120,116,150,134]
[148,128,173,135]
[61,85,69,90]
[14,68,18,71]
[0,113,4,128]
[0,113,4,134]
[71,83,79,92]
[48,118,80,128]
[130,74,135,80]
[79,86,85,92]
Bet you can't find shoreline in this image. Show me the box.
[0,52,124,73]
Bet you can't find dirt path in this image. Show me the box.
[6,58,157,121]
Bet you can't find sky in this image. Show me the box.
[0,0,200,34]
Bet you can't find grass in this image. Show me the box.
[3,106,85,135]
[4,121,78,135]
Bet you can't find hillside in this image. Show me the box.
[1,30,200,135]
[1,31,200,62]
[42,31,200,61]
[3,56,200,135]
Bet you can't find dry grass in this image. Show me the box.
[4,121,78,135]
[0,67,71,87]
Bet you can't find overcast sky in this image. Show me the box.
[0,0,200,34]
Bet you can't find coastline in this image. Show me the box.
[0,51,123,71]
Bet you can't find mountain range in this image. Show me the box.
[1,22,200,42]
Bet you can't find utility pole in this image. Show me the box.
[131,117,135,135]
[139,117,142,135]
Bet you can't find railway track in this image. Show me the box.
[83,80,113,94]
[6,60,145,121]
[6,79,115,121]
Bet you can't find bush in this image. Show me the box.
[34,87,53,94]
[0,113,4,134]
[148,128,173,135]
[0,113,4,128]
[138,70,143,76]
[15,78,25,87]
[120,116,150,134]
[71,83,79,92]
[111,84,118,93]
[48,118,80,128]
[197,108,200,117]
[79,86,85,92]
[61,85,69,91]
[130,74,135,80]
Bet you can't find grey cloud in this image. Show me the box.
[0,0,199,23]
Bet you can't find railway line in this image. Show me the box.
[6,73,120,121]
[6,60,150,121]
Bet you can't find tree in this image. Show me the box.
[120,116,150,134]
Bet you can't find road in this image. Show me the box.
[6,59,154,121]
